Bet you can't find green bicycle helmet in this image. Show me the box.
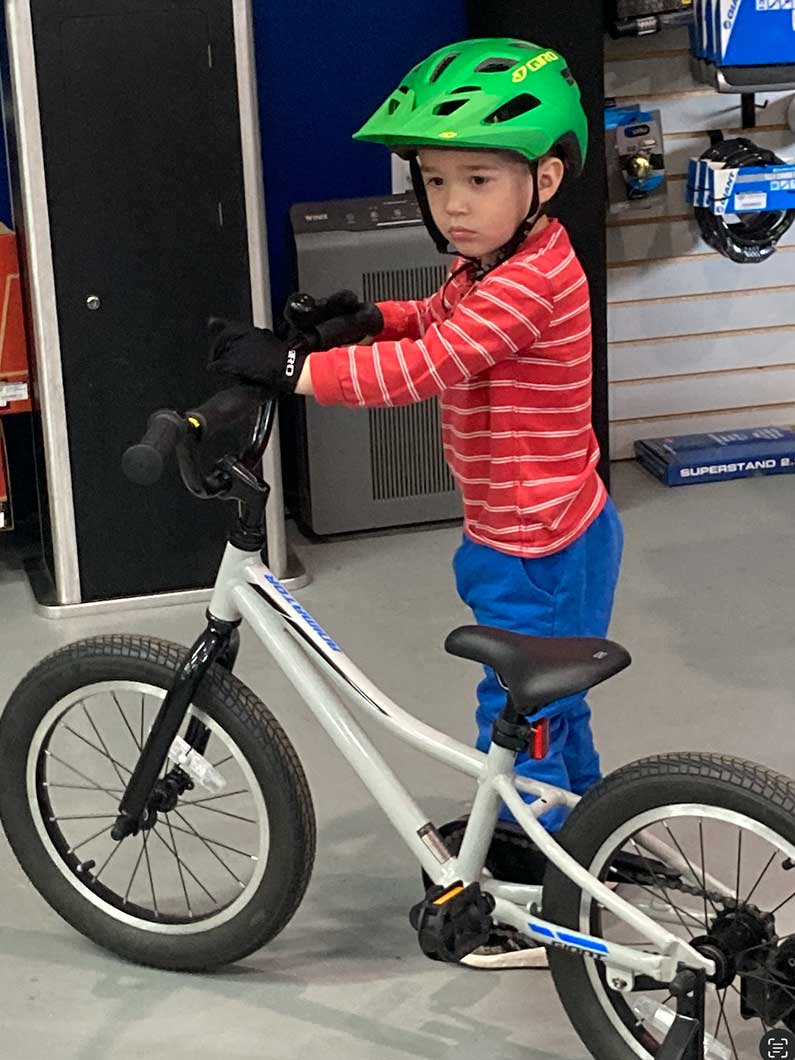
[354,38,588,175]
[354,39,588,266]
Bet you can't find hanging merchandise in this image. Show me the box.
[605,106,667,210]
[691,0,795,92]
[607,0,693,37]
[687,135,795,262]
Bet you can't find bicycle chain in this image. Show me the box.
[439,819,767,924]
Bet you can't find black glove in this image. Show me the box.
[207,318,307,395]
[283,290,383,350]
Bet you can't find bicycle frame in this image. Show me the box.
[197,541,717,990]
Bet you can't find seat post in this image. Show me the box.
[492,685,530,754]
[492,683,550,761]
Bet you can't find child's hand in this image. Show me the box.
[283,291,382,350]
[207,318,307,396]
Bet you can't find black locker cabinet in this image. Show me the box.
[1,0,279,611]
[467,2,610,483]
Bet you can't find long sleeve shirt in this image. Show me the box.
[309,218,606,558]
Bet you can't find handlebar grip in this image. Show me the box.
[313,305,384,349]
[122,410,184,485]
[185,384,263,440]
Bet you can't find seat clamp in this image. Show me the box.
[493,715,531,753]
[493,715,550,759]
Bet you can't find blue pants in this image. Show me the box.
[452,499,624,832]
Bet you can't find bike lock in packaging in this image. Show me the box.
[687,136,795,262]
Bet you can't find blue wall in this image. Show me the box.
[252,1,467,318]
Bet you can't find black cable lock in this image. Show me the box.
[693,134,795,264]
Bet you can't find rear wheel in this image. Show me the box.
[0,635,316,970]
[544,753,795,1060]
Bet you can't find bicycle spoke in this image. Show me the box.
[93,838,124,882]
[44,783,124,794]
[769,888,795,916]
[698,820,710,928]
[45,752,124,803]
[82,704,129,790]
[736,831,743,909]
[151,824,216,905]
[168,814,255,865]
[716,988,739,1060]
[744,851,776,906]
[662,821,720,921]
[113,693,141,751]
[70,822,113,854]
[212,754,233,770]
[182,790,248,806]
[179,802,256,825]
[627,837,704,932]
[142,832,158,917]
[64,726,132,779]
[124,838,146,904]
[168,814,249,888]
[165,815,192,916]
[50,813,118,822]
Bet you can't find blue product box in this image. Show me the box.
[635,426,795,485]
[716,0,795,66]
[686,158,795,214]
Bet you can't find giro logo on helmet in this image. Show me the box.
[512,50,559,83]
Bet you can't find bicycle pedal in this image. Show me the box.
[409,881,495,963]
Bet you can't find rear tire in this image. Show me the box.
[0,635,316,970]
[544,753,795,1060]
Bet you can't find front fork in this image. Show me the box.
[110,614,241,841]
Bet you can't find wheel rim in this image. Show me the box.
[577,804,795,1060]
[27,682,270,934]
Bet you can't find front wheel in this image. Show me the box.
[0,635,316,971]
[544,753,795,1060]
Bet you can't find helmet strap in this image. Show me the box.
[481,160,543,276]
[409,154,453,255]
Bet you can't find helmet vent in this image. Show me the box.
[387,97,400,116]
[484,93,542,123]
[451,85,482,94]
[511,41,537,49]
[475,57,519,73]
[561,67,575,85]
[429,53,459,83]
[433,99,468,117]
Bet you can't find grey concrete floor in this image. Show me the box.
[0,461,793,1059]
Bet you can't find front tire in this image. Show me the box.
[0,635,316,970]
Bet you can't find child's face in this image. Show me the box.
[417,148,561,263]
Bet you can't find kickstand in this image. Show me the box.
[656,969,706,1060]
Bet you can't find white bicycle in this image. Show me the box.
[2,385,794,1060]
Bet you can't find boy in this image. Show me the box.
[209,39,623,969]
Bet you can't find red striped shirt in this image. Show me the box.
[309,219,606,557]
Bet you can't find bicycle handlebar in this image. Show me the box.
[122,410,184,486]
[122,386,268,488]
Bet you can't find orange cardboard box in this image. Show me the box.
[0,224,31,416]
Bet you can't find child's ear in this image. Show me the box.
[536,156,565,204]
